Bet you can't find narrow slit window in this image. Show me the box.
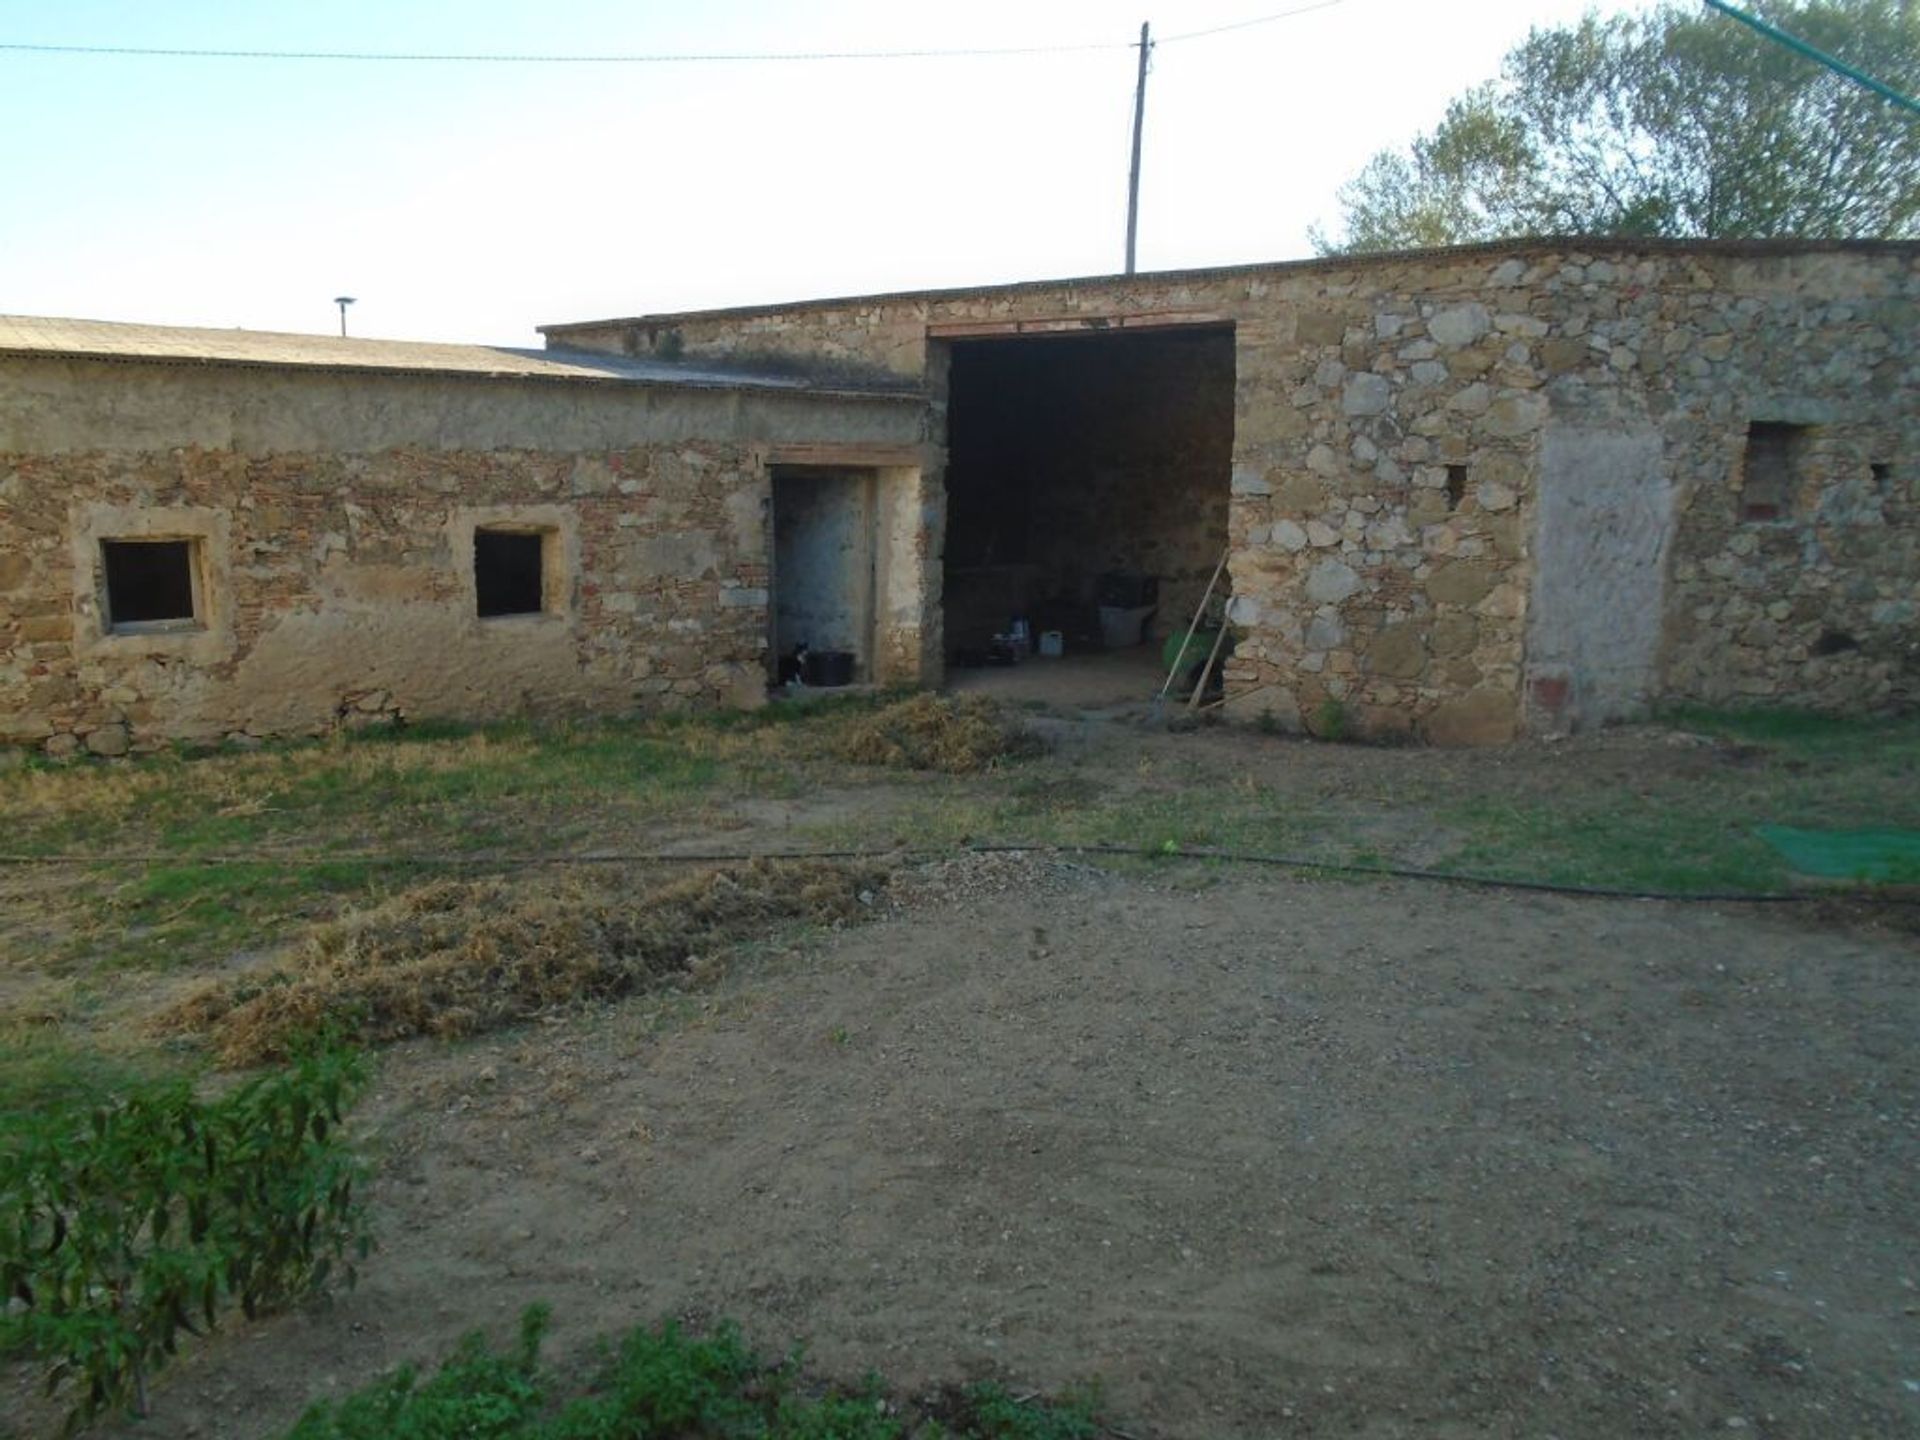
[474,529,547,617]
[1741,423,1806,521]
[1871,462,1893,498]
[1444,465,1469,511]
[102,539,197,628]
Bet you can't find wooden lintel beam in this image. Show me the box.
[925,311,1231,340]
[1118,311,1230,330]
[763,443,924,469]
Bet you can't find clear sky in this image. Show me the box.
[0,0,1660,345]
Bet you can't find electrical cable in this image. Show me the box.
[1158,0,1345,44]
[0,3,1345,66]
[0,840,1904,907]
[0,38,1122,63]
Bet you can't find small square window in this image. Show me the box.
[102,539,198,628]
[474,529,547,617]
[1741,422,1807,521]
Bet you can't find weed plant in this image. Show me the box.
[0,1047,370,1431]
[285,1306,1105,1440]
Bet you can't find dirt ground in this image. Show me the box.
[50,849,1917,1440]
[948,648,1171,709]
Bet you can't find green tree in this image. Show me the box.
[1316,1,1920,252]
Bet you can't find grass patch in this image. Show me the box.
[160,859,890,1066]
[284,1304,1106,1440]
[1438,710,1920,892]
[1440,792,1790,893]
[1036,784,1322,856]
[78,860,383,972]
[4,720,755,971]
[1659,704,1917,756]
[8,701,1915,1035]
[0,1024,167,1129]
[825,772,1329,862]
[0,724,723,860]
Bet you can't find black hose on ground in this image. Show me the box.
[0,841,1908,906]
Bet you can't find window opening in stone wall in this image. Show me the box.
[1445,465,1469,511]
[474,528,547,617]
[1740,422,1806,521]
[102,539,198,628]
[1871,462,1893,499]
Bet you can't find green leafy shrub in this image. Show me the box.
[548,1319,767,1437]
[1,1047,370,1431]
[963,1382,1102,1440]
[284,1307,1110,1440]
[286,1304,549,1440]
[1312,697,1351,743]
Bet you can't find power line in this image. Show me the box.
[0,38,1120,63]
[0,3,1342,66]
[1159,0,1344,44]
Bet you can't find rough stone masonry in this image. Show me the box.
[2,237,1914,754]
[0,328,926,756]
[547,237,1917,745]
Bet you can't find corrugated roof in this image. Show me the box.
[0,314,920,397]
[539,234,1920,335]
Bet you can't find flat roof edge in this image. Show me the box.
[0,345,928,402]
[539,234,1920,336]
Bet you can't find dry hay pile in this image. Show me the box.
[161,859,886,1067]
[827,694,1041,774]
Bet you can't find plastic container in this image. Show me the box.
[804,650,856,687]
[1098,604,1156,649]
[1038,630,1064,658]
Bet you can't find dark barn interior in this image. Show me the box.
[941,325,1234,673]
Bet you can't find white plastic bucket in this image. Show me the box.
[1098,604,1154,649]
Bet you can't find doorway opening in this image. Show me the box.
[770,465,879,688]
[940,324,1235,703]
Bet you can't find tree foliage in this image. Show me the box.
[1317,1,1920,252]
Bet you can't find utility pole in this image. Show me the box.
[333,296,356,337]
[1125,20,1151,275]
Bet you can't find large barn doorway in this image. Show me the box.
[939,324,1235,705]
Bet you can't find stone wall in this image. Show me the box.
[0,356,925,753]
[1634,262,1917,716]
[547,239,1918,741]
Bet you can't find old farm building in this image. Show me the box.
[1,238,1915,754]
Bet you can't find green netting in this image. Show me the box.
[1162,628,1219,676]
[1758,825,1920,882]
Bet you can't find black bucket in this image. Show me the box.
[804,650,856,687]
